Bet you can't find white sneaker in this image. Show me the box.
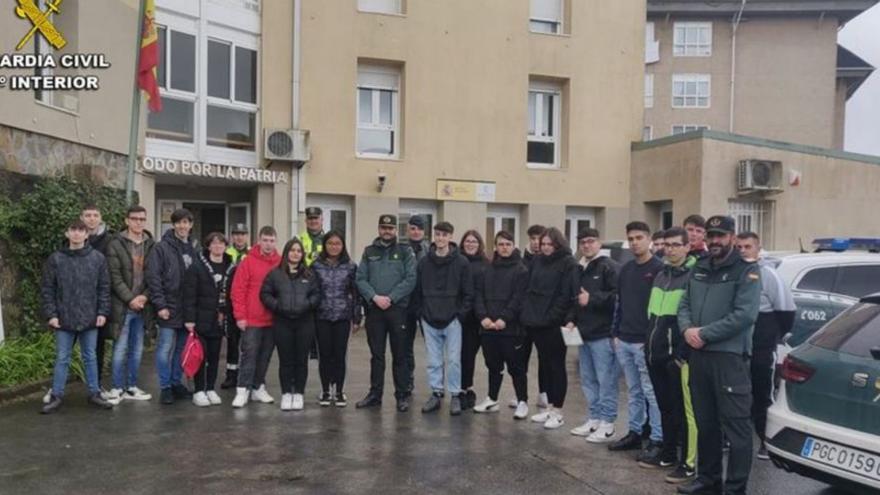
[544,411,565,429]
[43,389,53,404]
[232,387,249,408]
[250,385,275,404]
[531,411,552,423]
[508,398,519,409]
[473,398,500,413]
[206,390,222,405]
[514,401,529,420]
[293,393,304,411]
[192,391,211,407]
[101,389,123,405]
[124,387,152,401]
[586,421,616,443]
[571,419,601,437]
[280,393,293,411]
[537,392,549,409]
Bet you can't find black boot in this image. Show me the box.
[608,430,643,451]
[220,369,238,390]
[676,478,721,494]
[355,393,382,409]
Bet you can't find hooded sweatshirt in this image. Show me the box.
[231,244,281,328]
[413,243,473,328]
[145,229,197,329]
[474,249,529,337]
[520,248,578,328]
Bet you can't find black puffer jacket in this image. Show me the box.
[41,245,111,331]
[520,248,578,328]
[88,223,114,255]
[413,244,473,328]
[145,229,197,328]
[461,252,489,323]
[260,268,321,320]
[183,250,234,337]
[566,256,619,341]
[312,255,362,324]
[474,249,529,337]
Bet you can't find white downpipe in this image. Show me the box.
[290,0,303,239]
[729,0,747,133]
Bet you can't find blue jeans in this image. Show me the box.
[52,328,99,397]
[156,326,186,389]
[111,311,146,390]
[422,318,462,395]
[578,337,620,423]
[615,340,663,442]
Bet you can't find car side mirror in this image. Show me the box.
[871,347,880,361]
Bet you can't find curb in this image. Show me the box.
[0,378,54,404]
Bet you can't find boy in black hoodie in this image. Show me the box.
[414,222,473,416]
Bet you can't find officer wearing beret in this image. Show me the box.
[355,214,418,411]
[677,215,761,495]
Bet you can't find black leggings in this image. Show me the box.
[461,316,481,391]
[273,316,315,395]
[527,326,567,408]
[481,334,527,402]
[195,336,222,392]
[316,319,352,394]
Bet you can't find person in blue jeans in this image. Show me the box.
[105,205,155,402]
[609,222,665,463]
[565,227,621,443]
[145,208,197,405]
[40,219,114,413]
[413,221,473,416]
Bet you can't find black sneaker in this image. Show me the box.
[355,393,381,409]
[660,448,677,468]
[171,384,192,399]
[665,464,696,484]
[462,390,476,410]
[334,392,348,408]
[87,393,114,410]
[41,394,62,414]
[319,392,332,407]
[637,441,666,469]
[450,395,462,416]
[608,430,643,451]
[160,387,174,405]
[676,478,721,494]
[396,397,410,412]
[421,393,442,413]
[757,442,770,460]
[220,370,237,390]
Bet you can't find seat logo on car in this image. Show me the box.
[852,372,868,388]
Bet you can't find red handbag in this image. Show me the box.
[181,329,204,378]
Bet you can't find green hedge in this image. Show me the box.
[0,331,85,388]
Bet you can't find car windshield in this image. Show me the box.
[810,302,880,358]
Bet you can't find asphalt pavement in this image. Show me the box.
[0,332,862,495]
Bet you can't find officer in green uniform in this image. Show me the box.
[226,223,249,264]
[677,215,761,495]
[301,207,325,267]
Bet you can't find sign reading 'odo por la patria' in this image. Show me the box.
[139,157,289,184]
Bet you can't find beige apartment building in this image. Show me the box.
[643,0,875,149]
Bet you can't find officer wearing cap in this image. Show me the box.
[226,223,250,264]
[677,215,761,495]
[301,207,325,267]
[355,214,417,411]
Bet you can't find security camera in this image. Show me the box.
[377,173,387,192]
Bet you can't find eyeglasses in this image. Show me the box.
[666,242,685,248]
[128,217,147,222]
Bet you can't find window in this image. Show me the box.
[565,207,596,253]
[644,74,654,108]
[834,266,880,299]
[307,195,353,247]
[642,126,653,141]
[810,303,880,358]
[645,22,659,64]
[672,125,709,135]
[357,64,400,158]
[528,81,562,168]
[358,0,402,15]
[674,22,712,57]
[530,0,562,34]
[398,200,437,244]
[148,26,197,143]
[486,205,520,251]
[729,200,773,245]
[672,74,710,108]
[206,41,258,151]
[796,267,837,293]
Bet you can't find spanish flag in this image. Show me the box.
[138,0,161,112]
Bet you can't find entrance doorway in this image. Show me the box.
[184,202,225,246]
[157,200,252,248]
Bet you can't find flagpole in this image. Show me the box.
[125,0,148,204]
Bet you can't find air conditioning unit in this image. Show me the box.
[737,159,782,192]
[264,129,310,165]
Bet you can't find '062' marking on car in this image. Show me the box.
[800,310,827,322]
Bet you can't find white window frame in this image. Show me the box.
[529,0,563,34]
[565,207,597,254]
[527,80,562,169]
[671,125,710,135]
[729,200,774,247]
[307,194,353,247]
[645,21,660,64]
[672,74,711,109]
[399,199,438,243]
[642,126,653,141]
[357,64,401,159]
[486,204,521,249]
[357,0,403,15]
[147,10,260,168]
[673,22,712,57]
[644,73,654,108]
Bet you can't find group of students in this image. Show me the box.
[40,203,792,495]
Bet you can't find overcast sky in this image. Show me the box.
[840,4,880,156]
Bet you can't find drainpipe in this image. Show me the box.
[729,0,747,133]
[290,0,303,239]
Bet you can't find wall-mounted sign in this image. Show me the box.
[139,156,288,184]
[436,179,496,202]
